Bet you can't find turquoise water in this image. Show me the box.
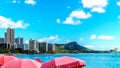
[15,53,120,68]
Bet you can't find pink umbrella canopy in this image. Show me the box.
[1,59,42,68]
[41,56,86,68]
[0,56,17,66]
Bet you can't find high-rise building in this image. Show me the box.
[29,39,39,51]
[0,38,4,44]
[15,37,24,49]
[15,37,24,45]
[23,44,29,50]
[48,43,55,51]
[39,42,48,52]
[4,32,7,43]
[5,28,14,49]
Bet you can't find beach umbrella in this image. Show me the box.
[0,56,17,66]
[41,56,86,68]
[1,59,41,68]
[35,58,43,63]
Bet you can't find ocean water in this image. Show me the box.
[15,53,120,68]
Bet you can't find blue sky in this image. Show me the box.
[0,0,120,50]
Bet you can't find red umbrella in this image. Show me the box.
[1,59,42,68]
[35,58,43,63]
[41,56,86,68]
[0,56,17,66]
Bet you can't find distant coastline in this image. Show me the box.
[0,41,119,54]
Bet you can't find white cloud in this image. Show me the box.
[0,16,29,29]
[91,7,105,13]
[56,19,61,23]
[84,45,95,49]
[90,35,96,40]
[117,2,120,6]
[12,0,20,4]
[12,0,16,3]
[82,0,108,13]
[38,35,59,42]
[63,10,91,25]
[63,17,81,25]
[25,0,36,5]
[98,35,115,40]
[90,35,115,40]
[82,0,108,8]
[70,11,91,19]
[63,17,77,25]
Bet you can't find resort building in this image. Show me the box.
[4,32,7,43]
[0,37,5,44]
[48,43,55,51]
[15,37,24,49]
[23,44,29,50]
[29,39,39,51]
[39,42,48,52]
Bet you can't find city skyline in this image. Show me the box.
[0,28,55,52]
[0,0,120,50]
